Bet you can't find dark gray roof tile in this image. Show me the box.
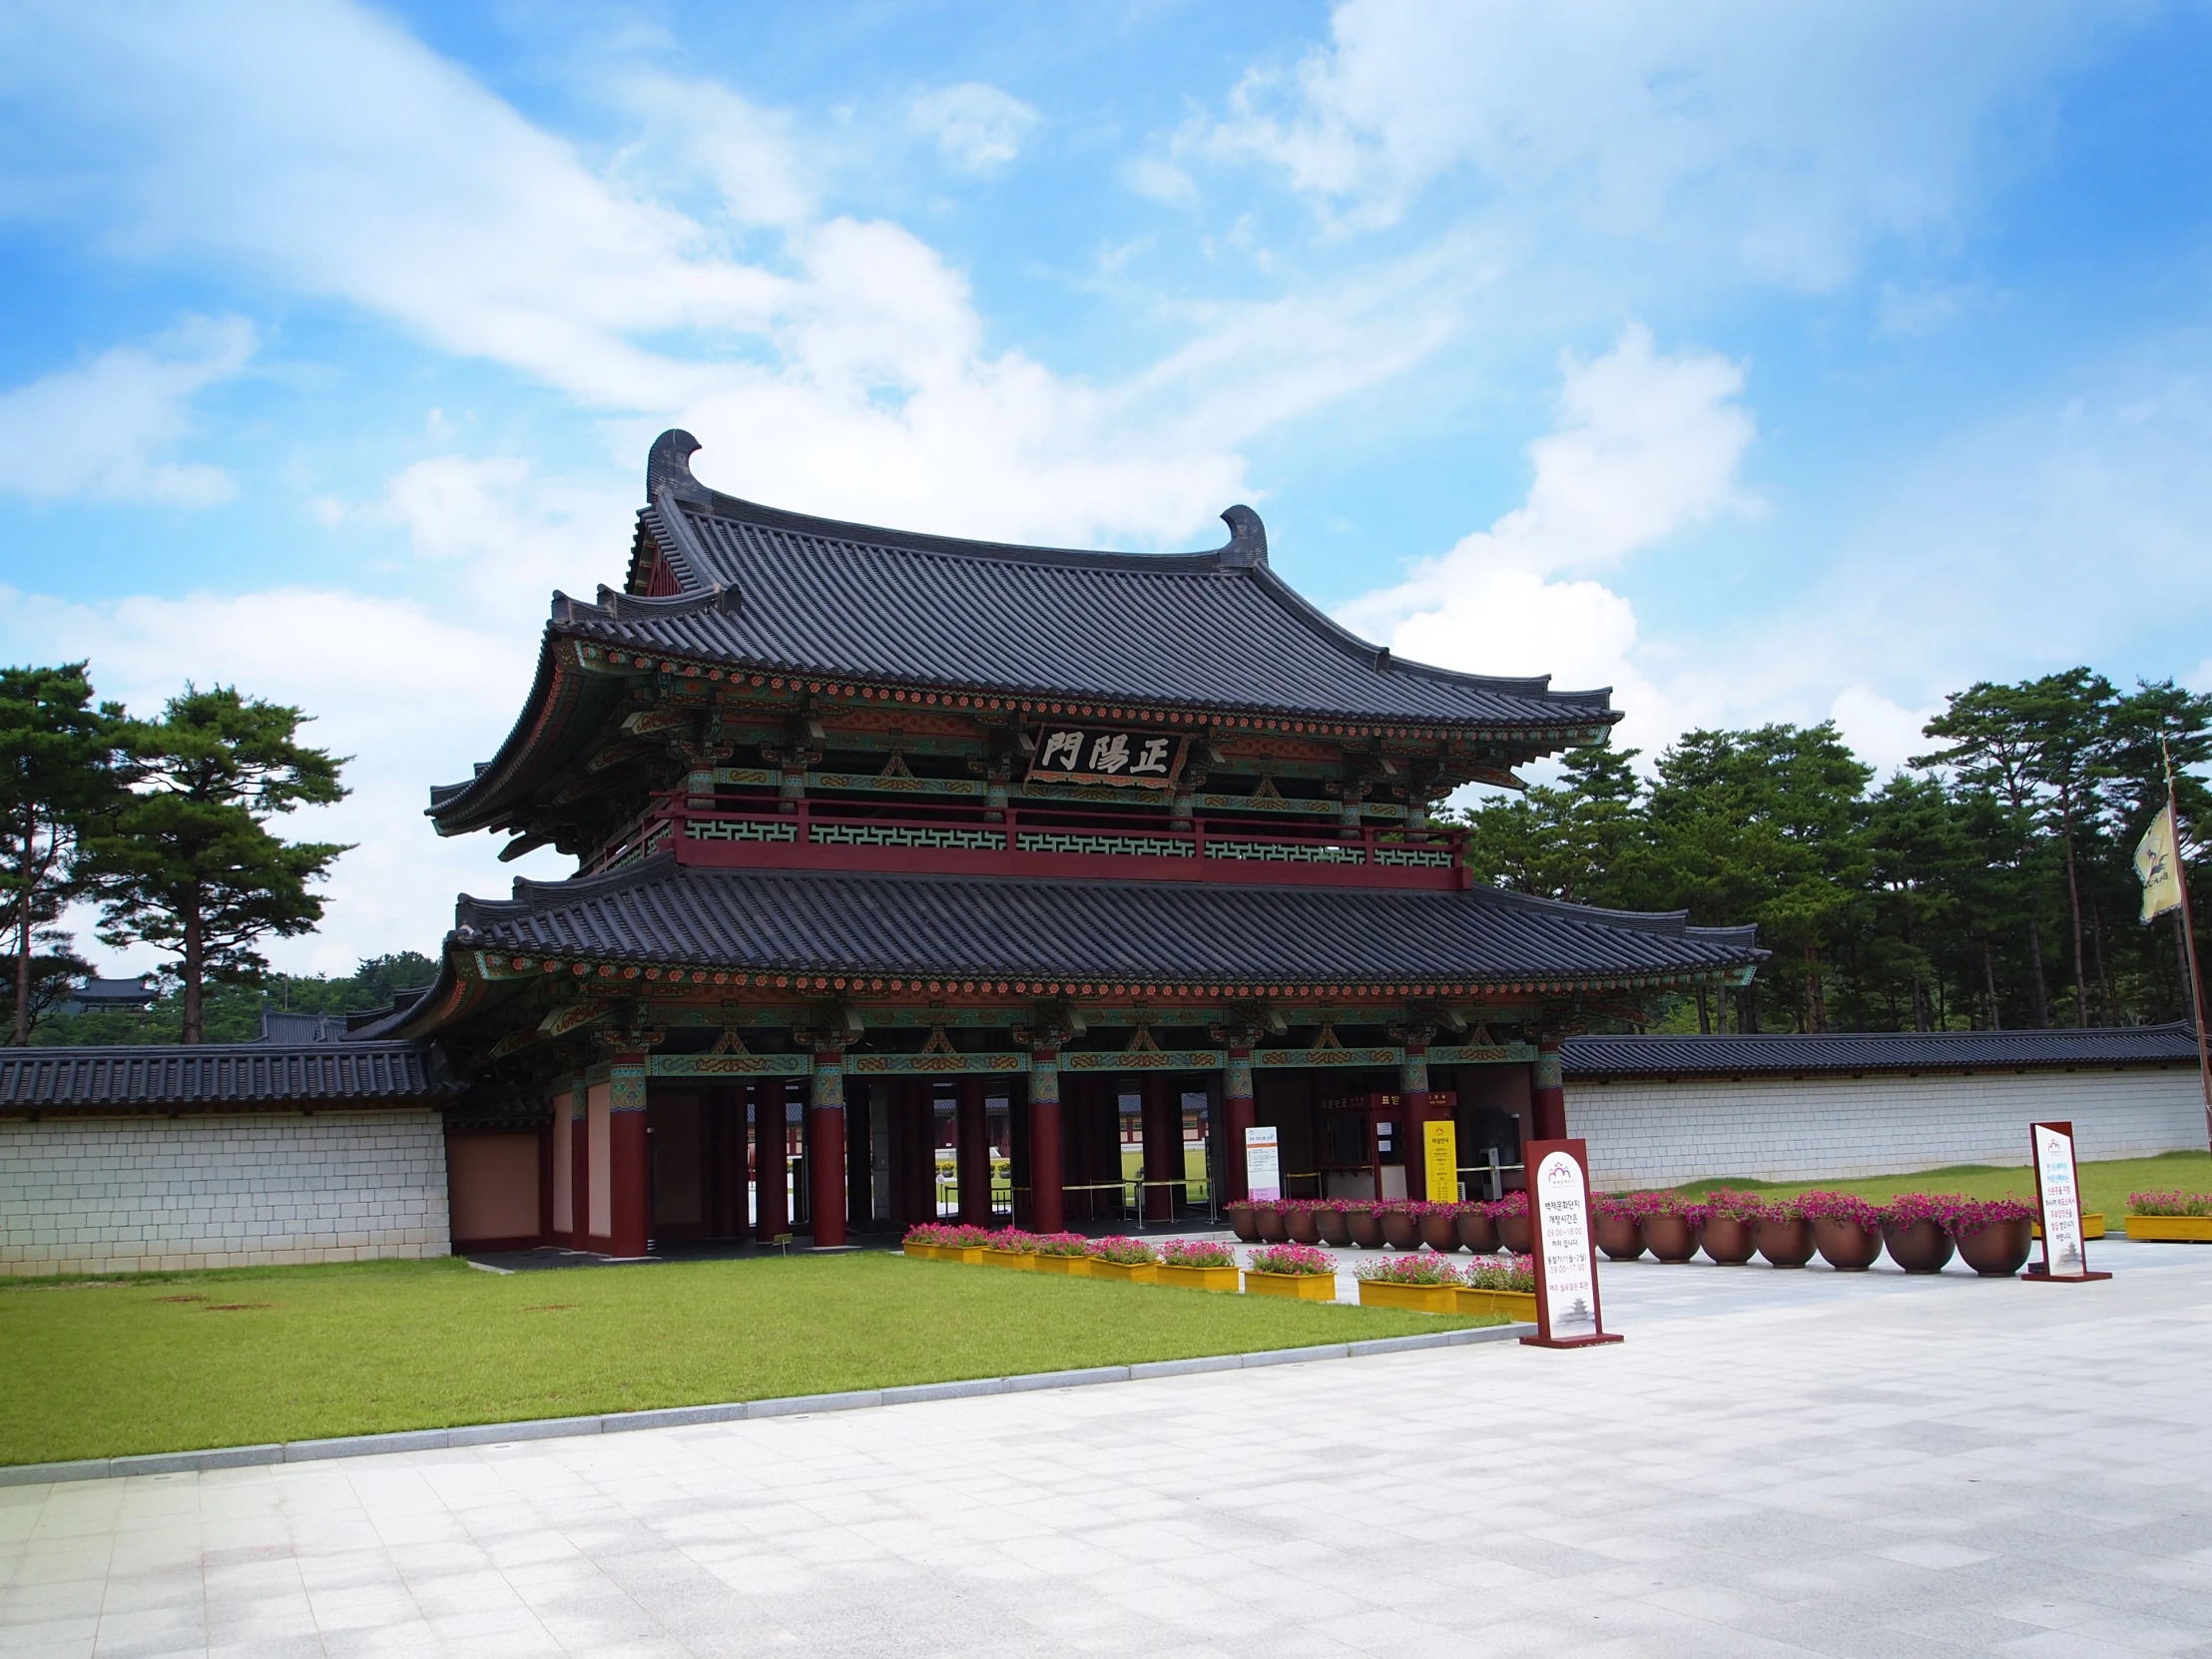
[1562,1025,2203,1078]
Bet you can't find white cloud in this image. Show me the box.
[0,316,255,505]
[1122,156,1198,210]
[615,71,815,229]
[909,82,1040,173]
[1199,0,2099,287]
[1340,322,1757,754]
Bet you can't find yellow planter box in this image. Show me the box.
[1082,1257,1159,1284]
[1244,1271,1338,1302]
[2033,1213,2105,1240]
[901,1241,940,1260]
[1155,1263,1240,1293]
[978,1249,1036,1270]
[1453,1287,1538,1322]
[1357,1279,1457,1314]
[1032,1253,1091,1276]
[2124,1215,2212,1243]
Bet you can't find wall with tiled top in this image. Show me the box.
[0,1111,449,1275]
[1567,1066,2205,1188]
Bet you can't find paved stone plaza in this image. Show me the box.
[5,1241,2210,1659]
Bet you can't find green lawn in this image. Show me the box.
[1675,1149,2212,1220]
[0,1253,1491,1467]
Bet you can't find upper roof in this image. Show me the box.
[597,431,1615,728]
[0,1042,454,1110]
[1562,1023,2205,1079]
[369,857,1758,1037]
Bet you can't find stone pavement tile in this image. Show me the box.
[1873,1540,1998,1570]
[2065,1610,2211,1653]
[204,1636,327,1659]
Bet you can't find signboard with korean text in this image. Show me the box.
[1027,725,1189,789]
[2028,1121,2111,1283]
[1423,1120,1458,1203]
[1522,1139,1623,1349]
[1245,1124,1282,1203]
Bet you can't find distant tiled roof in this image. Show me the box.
[71,977,156,1006]
[1562,1024,2204,1079]
[434,857,1760,989]
[0,1043,453,1110]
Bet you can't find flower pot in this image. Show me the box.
[1594,1214,1645,1262]
[1357,1280,1456,1314]
[1642,1213,1697,1263]
[902,1241,944,1260]
[1453,1287,1538,1322]
[1316,1206,1353,1246]
[1495,1213,1531,1253]
[979,1249,1035,1270]
[1032,1253,1091,1276]
[1813,1218,1880,1271]
[1699,1215,1757,1266]
[1954,1218,2033,1277]
[1347,1210,1383,1248]
[953,1246,987,1265]
[1255,1207,1289,1242]
[1226,1203,1260,1243]
[1380,1209,1420,1249]
[1285,1207,1322,1245]
[1881,1219,1955,1274]
[2123,1216,2212,1243]
[1418,1212,1461,1253]
[1755,1216,1816,1268]
[1245,1270,1338,1302]
[1156,1263,1240,1293]
[1454,1209,1498,1252]
[1083,1258,1158,1284]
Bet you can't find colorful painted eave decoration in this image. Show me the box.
[467,949,1745,1000]
[564,638,1617,749]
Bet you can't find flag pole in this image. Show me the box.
[2164,739,2212,1148]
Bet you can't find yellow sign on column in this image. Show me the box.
[1423,1119,1458,1203]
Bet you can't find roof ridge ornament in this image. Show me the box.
[648,428,707,504]
[1218,504,1268,569]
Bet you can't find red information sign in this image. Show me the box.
[2025,1120,2111,1283]
[1520,1138,1624,1350]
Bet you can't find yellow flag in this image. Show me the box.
[2136,805,2184,922]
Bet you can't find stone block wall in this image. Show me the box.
[0,1110,450,1276]
[1567,1065,2207,1189]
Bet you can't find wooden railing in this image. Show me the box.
[585,792,1467,890]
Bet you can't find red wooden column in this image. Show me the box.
[753,1081,789,1242]
[956,1076,991,1225]
[1141,1073,1178,1221]
[1399,1033,1432,1203]
[906,1082,938,1221]
[568,1079,590,1250]
[808,1046,847,1248]
[608,1054,651,1259]
[1531,1040,1567,1142]
[1223,1041,1256,1203]
[1028,1043,1065,1233]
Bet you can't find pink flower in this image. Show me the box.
[1086,1236,1159,1265]
[1799,1191,1880,1227]
[1247,1243,1335,1276]
[1159,1239,1236,1268]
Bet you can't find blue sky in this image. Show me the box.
[2,0,2210,976]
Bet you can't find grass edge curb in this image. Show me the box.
[0,1322,1527,1488]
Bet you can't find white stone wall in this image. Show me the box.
[0,1110,450,1276]
[1567,1064,2207,1188]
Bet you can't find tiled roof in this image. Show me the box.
[444,857,1761,987]
[1562,1024,2204,1078]
[586,431,1617,729]
[0,1042,453,1109]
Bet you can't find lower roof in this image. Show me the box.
[1562,1024,2204,1079]
[0,1043,452,1110]
[438,855,1760,993]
